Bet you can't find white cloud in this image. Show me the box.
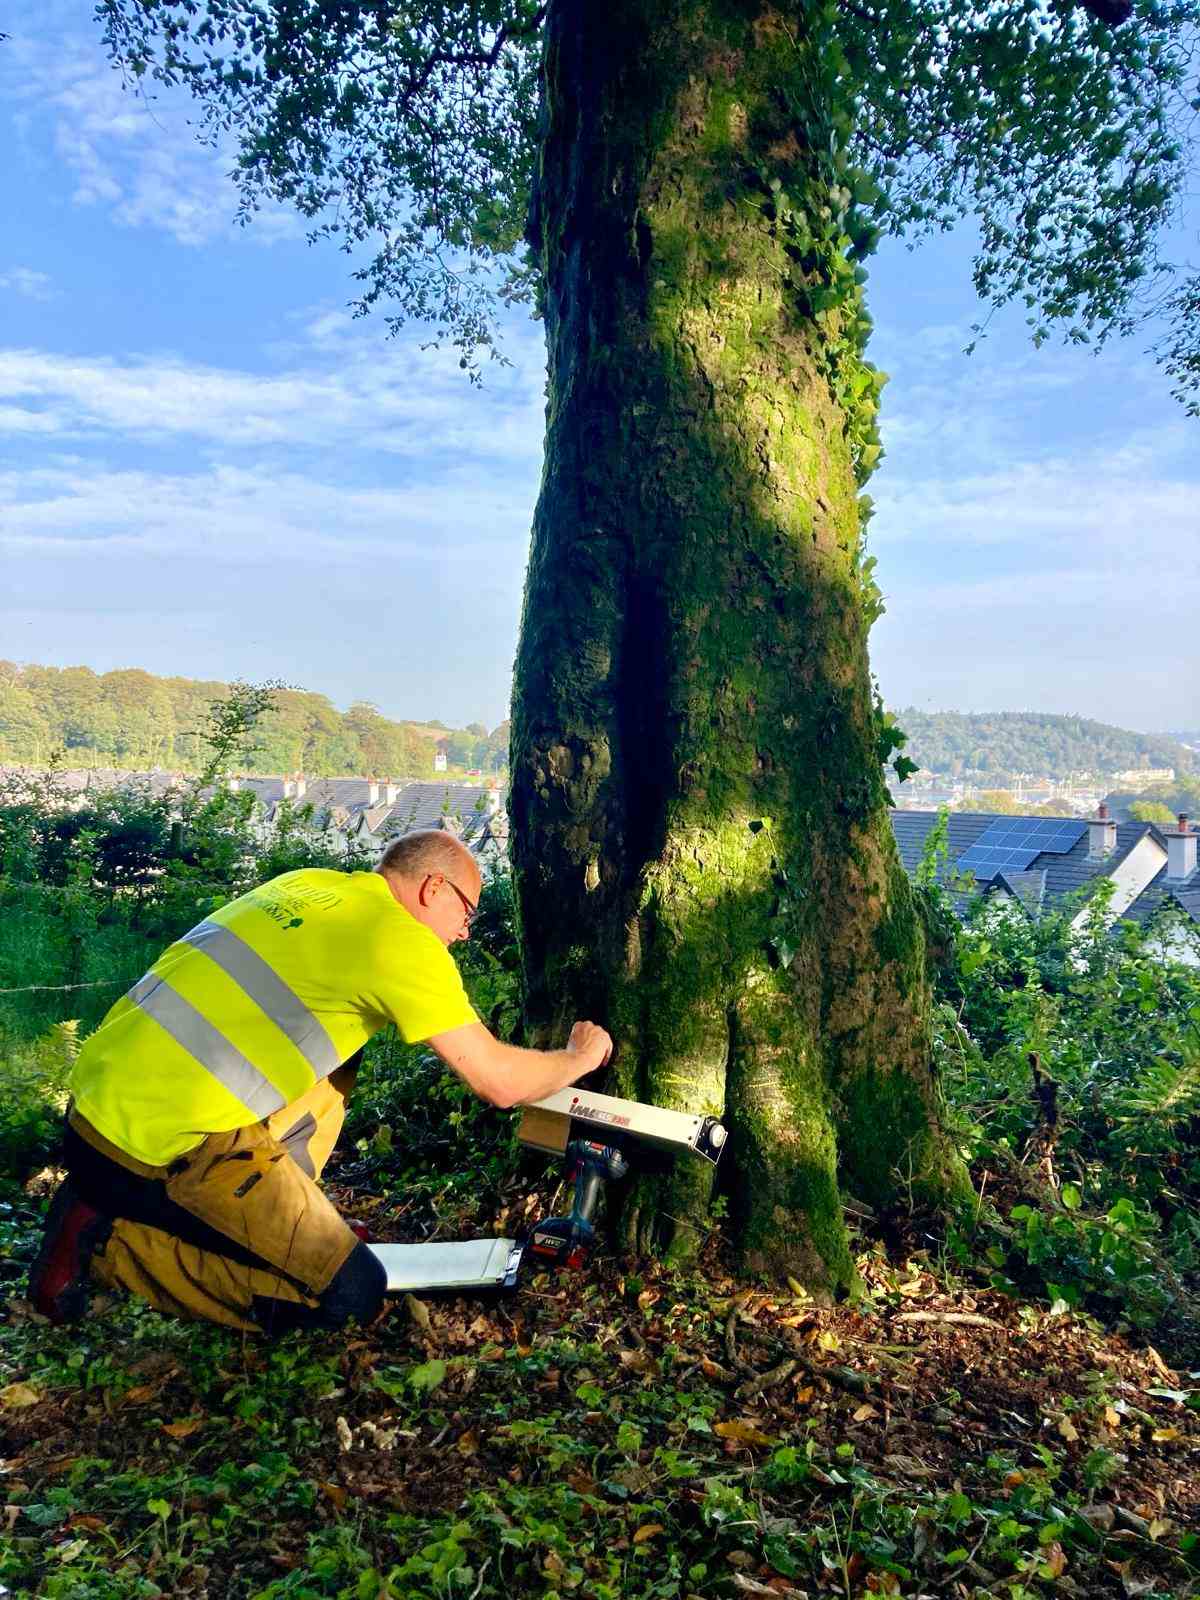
[0,332,547,464]
[3,20,297,248]
[0,459,535,567]
[872,449,1197,557]
[0,267,56,301]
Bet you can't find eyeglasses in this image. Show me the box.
[443,876,478,929]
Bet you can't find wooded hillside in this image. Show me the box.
[896,709,1193,779]
[0,662,508,776]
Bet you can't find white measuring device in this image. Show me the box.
[368,1088,726,1294]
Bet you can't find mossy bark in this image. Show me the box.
[510,0,967,1292]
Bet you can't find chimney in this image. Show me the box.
[282,774,295,799]
[294,773,307,800]
[1088,801,1117,859]
[366,776,381,805]
[485,782,501,816]
[385,779,401,804]
[1166,814,1197,881]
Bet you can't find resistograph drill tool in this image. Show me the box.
[520,1089,727,1271]
[528,1138,630,1269]
[365,1089,726,1295]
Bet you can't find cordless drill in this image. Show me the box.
[528,1139,629,1269]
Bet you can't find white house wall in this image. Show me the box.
[1070,834,1166,930]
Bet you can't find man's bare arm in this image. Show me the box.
[427,1020,612,1109]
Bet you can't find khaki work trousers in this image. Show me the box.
[74,1069,358,1332]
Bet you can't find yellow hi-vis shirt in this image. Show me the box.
[70,868,479,1166]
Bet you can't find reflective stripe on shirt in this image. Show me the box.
[178,920,341,1081]
[127,973,287,1118]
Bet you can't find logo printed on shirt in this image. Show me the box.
[247,880,341,930]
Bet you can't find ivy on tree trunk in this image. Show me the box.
[510,0,967,1291]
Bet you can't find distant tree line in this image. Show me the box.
[0,662,508,778]
[896,710,1194,780]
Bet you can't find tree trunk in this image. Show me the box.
[510,0,967,1292]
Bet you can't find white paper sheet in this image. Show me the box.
[368,1237,522,1293]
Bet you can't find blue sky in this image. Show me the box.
[2,1,1196,733]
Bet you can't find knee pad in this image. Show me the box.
[318,1239,387,1328]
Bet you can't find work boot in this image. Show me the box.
[28,1181,111,1325]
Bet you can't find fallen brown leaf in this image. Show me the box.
[714,1420,775,1447]
[404,1294,431,1333]
[162,1418,204,1440]
[121,1384,159,1406]
[1040,1541,1067,1578]
[0,1382,42,1410]
[633,1524,664,1543]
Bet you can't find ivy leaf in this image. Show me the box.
[407,1358,447,1393]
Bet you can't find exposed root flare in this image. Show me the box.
[735,1356,798,1401]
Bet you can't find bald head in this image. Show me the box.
[378,828,478,887]
[376,829,481,945]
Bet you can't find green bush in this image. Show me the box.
[923,860,1200,1332]
[0,1023,79,1190]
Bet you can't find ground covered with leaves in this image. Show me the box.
[1,1167,1197,1600]
[3,775,1199,1597]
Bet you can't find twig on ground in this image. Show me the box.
[893,1311,1000,1328]
[725,1307,756,1375]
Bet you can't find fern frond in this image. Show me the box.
[52,1019,80,1064]
[1115,1048,1200,1125]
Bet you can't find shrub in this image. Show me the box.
[924,870,1200,1333]
[0,1023,79,1190]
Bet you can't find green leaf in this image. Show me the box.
[944,1492,973,1522]
[1061,1184,1082,1210]
[763,1534,804,1577]
[407,1359,447,1394]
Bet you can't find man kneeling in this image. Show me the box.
[30,831,611,1334]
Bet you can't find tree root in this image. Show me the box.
[725,1304,874,1396]
[735,1357,798,1401]
[893,1311,1000,1329]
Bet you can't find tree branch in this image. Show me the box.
[1075,0,1134,24]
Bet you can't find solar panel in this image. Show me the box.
[954,816,1086,881]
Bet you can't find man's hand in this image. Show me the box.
[566,1020,613,1073]
[429,1019,614,1108]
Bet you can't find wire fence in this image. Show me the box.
[0,980,125,996]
